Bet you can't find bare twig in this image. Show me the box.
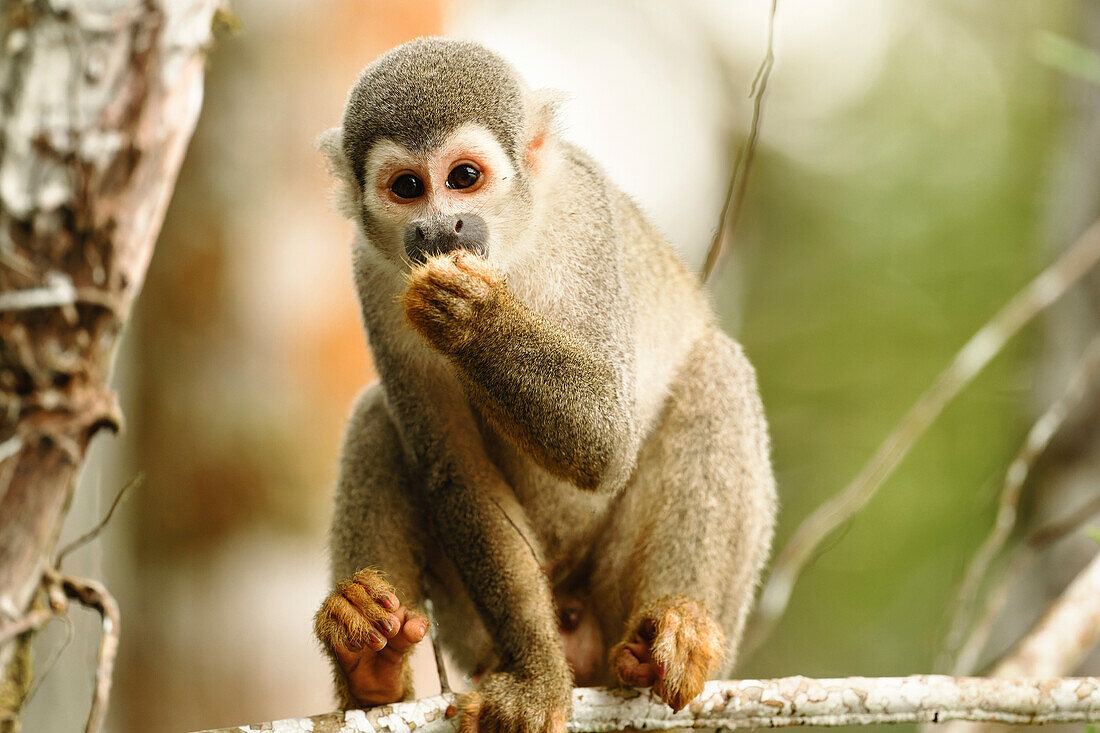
[941,332,1100,671]
[701,0,778,282]
[0,608,53,646]
[55,473,142,569]
[950,549,1026,677]
[423,598,452,695]
[193,676,1100,733]
[930,490,1100,678]
[749,218,1100,653]
[1028,493,1100,549]
[24,610,75,708]
[50,572,121,733]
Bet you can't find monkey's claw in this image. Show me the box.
[611,596,725,712]
[403,249,502,353]
[460,670,570,733]
[314,568,428,706]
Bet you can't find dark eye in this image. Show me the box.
[390,174,424,199]
[558,604,582,633]
[447,164,481,190]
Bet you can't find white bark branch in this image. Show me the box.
[193,676,1100,732]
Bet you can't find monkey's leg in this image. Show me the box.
[342,356,572,731]
[314,385,430,709]
[595,329,777,712]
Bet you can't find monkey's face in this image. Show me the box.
[359,124,535,271]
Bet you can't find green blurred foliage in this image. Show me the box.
[724,1,1077,704]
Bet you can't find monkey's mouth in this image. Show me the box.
[404,212,489,264]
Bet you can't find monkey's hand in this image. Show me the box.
[610,596,725,712]
[403,249,502,355]
[461,668,571,733]
[314,568,429,707]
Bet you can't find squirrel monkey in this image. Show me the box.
[313,37,777,733]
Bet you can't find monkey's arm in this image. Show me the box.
[369,340,573,730]
[404,251,638,493]
[314,386,430,708]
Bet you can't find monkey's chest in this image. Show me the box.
[481,425,611,565]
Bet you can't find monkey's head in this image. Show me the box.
[321,38,561,271]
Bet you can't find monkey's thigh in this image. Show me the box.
[329,384,429,604]
[590,328,777,677]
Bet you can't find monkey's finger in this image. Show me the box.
[385,613,429,654]
[364,628,388,652]
[416,255,470,291]
[419,258,477,298]
[350,568,396,597]
[406,283,467,324]
[425,287,471,319]
[320,595,373,651]
[340,582,388,625]
[451,249,499,287]
[359,595,402,638]
[373,611,402,639]
[423,252,497,302]
[331,638,368,673]
[613,644,658,687]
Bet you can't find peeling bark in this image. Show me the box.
[0,0,218,727]
[194,677,1100,733]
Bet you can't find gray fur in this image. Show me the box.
[341,38,525,185]
[318,37,777,730]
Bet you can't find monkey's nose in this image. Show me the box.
[404,213,488,264]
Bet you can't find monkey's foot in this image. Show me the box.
[610,596,725,712]
[460,669,570,733]
[403,249,502,354]
[314,568,429,706]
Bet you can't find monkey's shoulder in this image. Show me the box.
[551,142,702,284]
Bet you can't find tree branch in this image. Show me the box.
[941,332,1100,671]
[193,676,1100,733]
[932,551,1100,733]
[701,0,778,281]
[55,473,142,569]
[0,609,51,648]
[0,0,219,729]
[1027,493,1100,549]
[54,573,120,733]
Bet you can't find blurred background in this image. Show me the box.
[20,0,1100,731]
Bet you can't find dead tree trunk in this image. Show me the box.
[0,0,218,728]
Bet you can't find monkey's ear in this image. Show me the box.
[523,89,566,173]
[317,126,360,220]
